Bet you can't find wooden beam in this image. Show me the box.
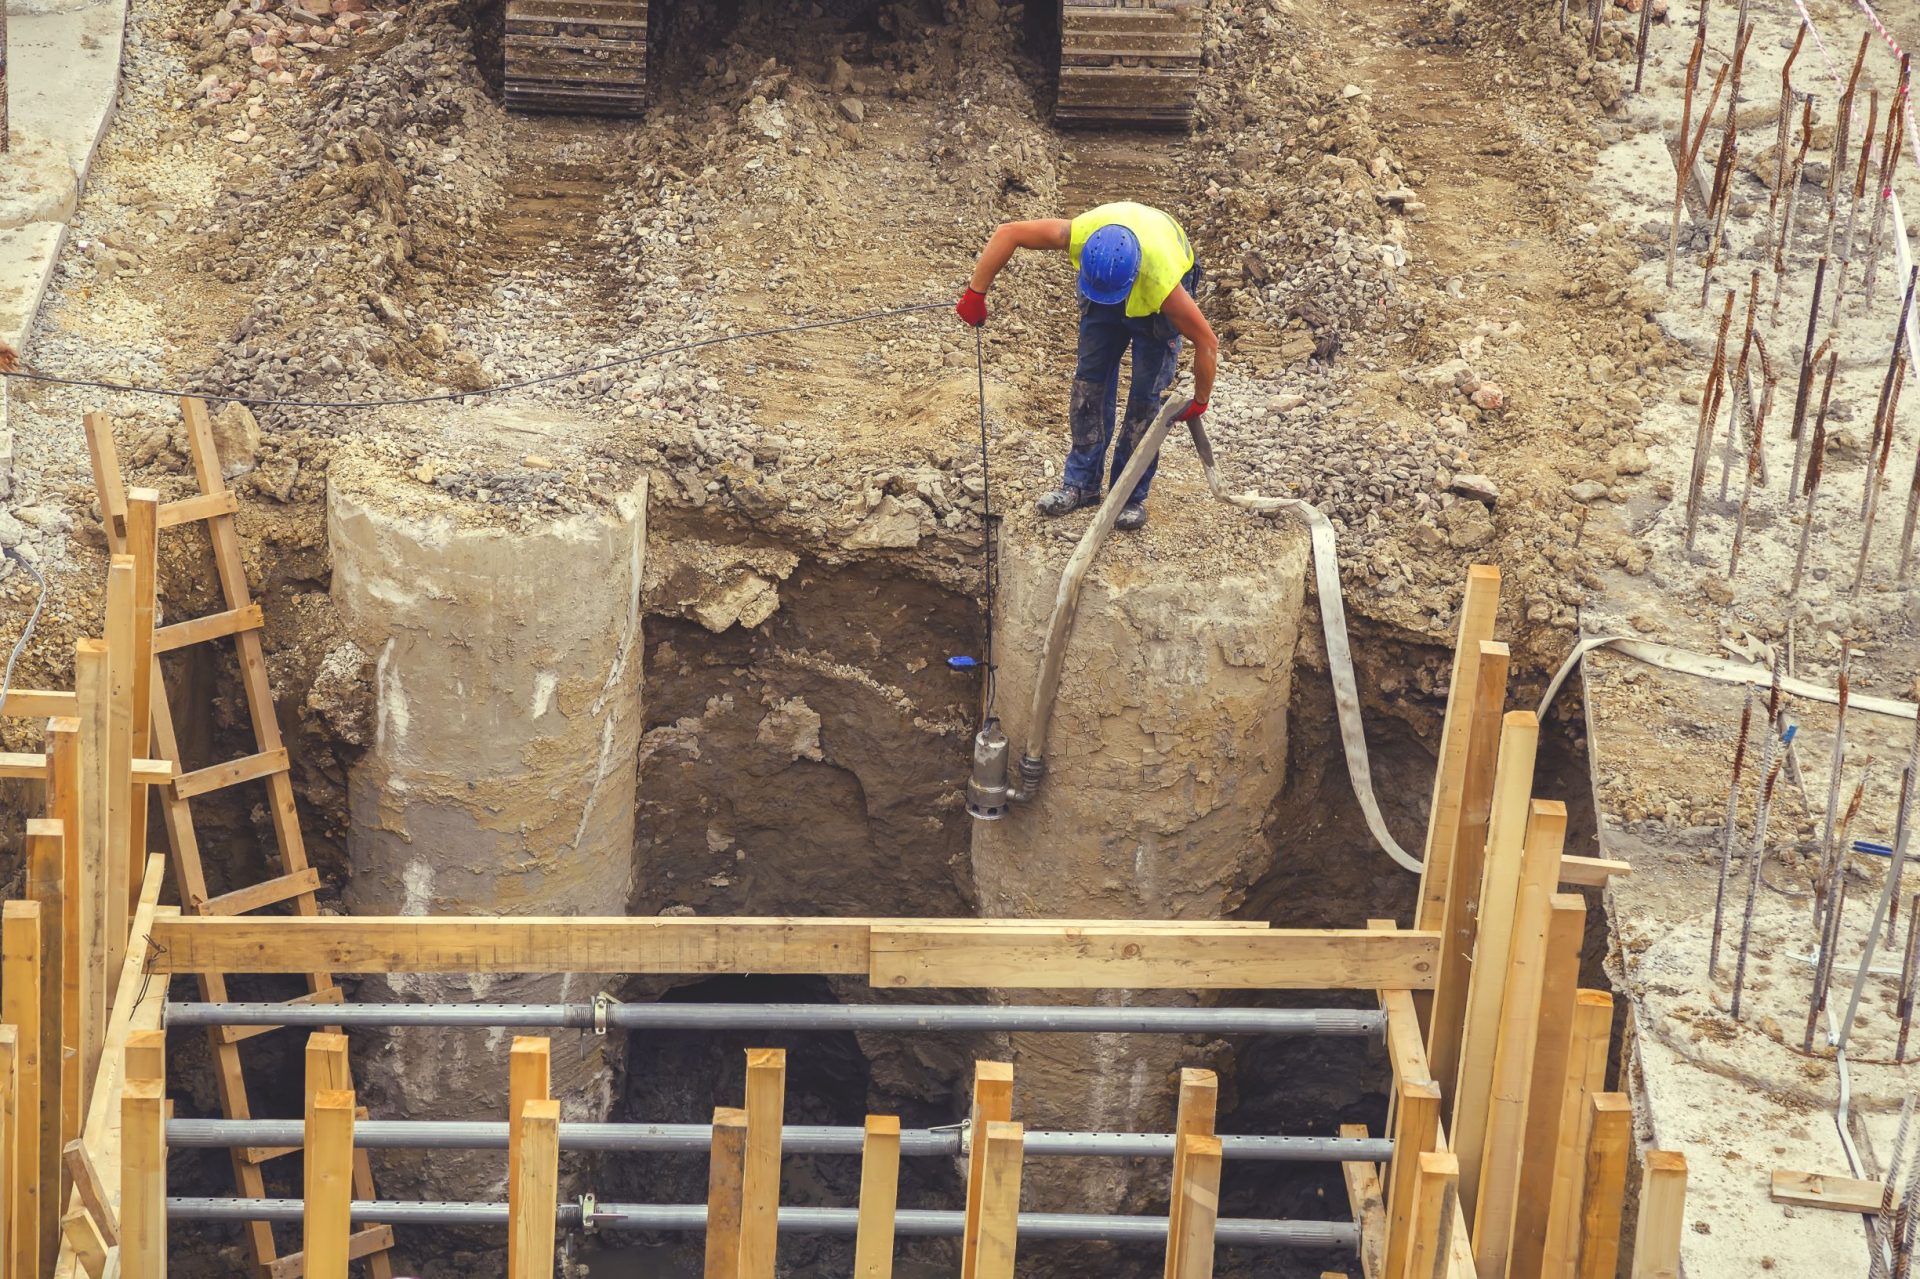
[58,1208,108,1279]
[74,641,109,1100]
[1427,639,1511,1099]
[4,902,42,1279]
[156,489,238,529]
[0,690,78,718]
[152,603,264,656]
[970,1121,1025,1279]
[703,1108,748,1279]
[47,722,86,1166]
[105,555,136,988]
[738,1048,785,1279]
[27,820,65,1251]
[1403,1151,1460,1279]
[125,490,159,918]
[171,747,289,801]
[853,1116,901,1279]
[1384,1080,1441,1279]
[144,916,1438,986]
[1575,1093,1633,1279]
[1631,1151,1688,1278]
[0,1028,13,1277]
[1172,1133,1223,1279]
[1559,855,1630,887]
[1512,892,1587,1275]
[1164,1068,1218,1279]
[0,754,171,784]
[305,1089,355,1279]
[507,1037,551,1277]
[1543,990,1616,1274]
[1770,1168,1885,1212]
[1340,1122,1387,1278]
[1473,799,1566,1274]
[1449,711,1540,1216]
[873,925,1440,990]
[1416,564,1501,934]
[509,1099,560,1279]
[82,414,128,537]
[119,1077,165,1279]
[62,1142,117,1247]
[961,1061,1015,1279]
[125,1029,164,1088]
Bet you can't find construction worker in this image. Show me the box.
[957,201,1216,531]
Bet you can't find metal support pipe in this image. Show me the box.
[164,1000,1384,1038]
[164,1199,1358,1250]
[165,1119,1391,1164]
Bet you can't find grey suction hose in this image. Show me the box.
[1000,396,1423,875]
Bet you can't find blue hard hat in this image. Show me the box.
[1078,225,1141,306]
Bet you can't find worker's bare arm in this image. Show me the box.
[1161,286,1218,407]
[968,219,1073,293]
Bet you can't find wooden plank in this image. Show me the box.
[0,1029,13,1278]
[1473,800,1567,1275]
[703,1108,748,1279]
[1416,564,1501,934]
[304,1089,355,1279]
[82,413,128,536]
[1449,711,1540,1217]
[47,721,85,1173]
[303,1030,349,1259]
[172,747,290,801]
[28,819,67,1246]
[1542,991,1616,1274]
[1340,1122,1387,1279]
[4,902,42,1279]
[1512,893,1587,1275]
[125,489,159,928]
[1164,1067,1218,1279]
[507,1037,551,1277]
[197,867,322,917]
[1172,1133,1223,1279]
[1770,1168,1885,1212]
[0,690,78,718]
[264,1227,397,1279]
[59,1208,108,1279]
[119,1077,165,1279]
[74,641,109,1098]
[105,556,136,988]
[961,1061,1015,1279]
[1384,1080,1441,1279]
[1631,1151,1687,1279]
[871,926,1441,990]
[1559,855,1630,887]
[738,1047,785,1279]
[1575,1093,1632,1279]
[62,1142,117,1246]
[0,753,169,783]
[509,1099,560,1279]
[156,489,238,529]
[971,1121,1025,1279]
[1404,1151,1460,1279]
[153,604,265,656]
[853,1116,901,1279]
[124,1029,164,1087]
[1427,640,1511,1099]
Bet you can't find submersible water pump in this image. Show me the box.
[964,717,1044,820]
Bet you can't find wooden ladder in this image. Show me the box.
[84,398,397,1278]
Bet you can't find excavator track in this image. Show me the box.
[503,0,650,115]
[1056,0,1202,129]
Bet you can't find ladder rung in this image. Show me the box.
[217,986,344,1044]
[154,604,266,654]
[196,868,321,917]
[174,748,289,799]
[157,490,240,528]
[263,1225,396,1275]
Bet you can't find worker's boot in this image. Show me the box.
[1115,502,1148,531]
[1036,484,1100,517]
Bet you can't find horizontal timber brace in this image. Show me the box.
[142,917,1442,990]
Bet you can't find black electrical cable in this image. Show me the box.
[974,323,996,719]
[0,302,948,409]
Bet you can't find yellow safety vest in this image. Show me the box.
[1068,202,1195,318]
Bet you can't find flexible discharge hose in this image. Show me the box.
[1016,398,1424,875]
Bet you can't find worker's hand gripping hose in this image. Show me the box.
[987,396,1424,876]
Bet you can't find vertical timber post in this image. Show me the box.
[506,1035,551,1276]
[1543,990,1616,1273]
[853,1115,901,1279]
[1404,1151,1460,1279]
[47,716,85,1147]
[27,816,66,1237]
[305,1089,355,1279]
[74,640,109,1096]
[1163,1067,1218,1279]
[124,489,160,918]
[1513,891,1588,1276]
[122,1052,167,1279]
[1171,1133,1223,1279]
[1630,1152,1689,1279]
[1576,1093,1634,1279]
[702,1107,747,1279]
[2,901,40,1279]
[104,556,135,983]
[960,1060,1015,1279]
[1415,565,1502,940]
[971,1121,1025,1279]
[509,1098,560,1279]
[738,1047,786,1279]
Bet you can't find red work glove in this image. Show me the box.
[956,287,988,327]
[1176,399,1207,421]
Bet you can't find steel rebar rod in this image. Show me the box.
[162,1001,1384,1037]
[1836,90,1880,306]
[1792,350,1839,599]
[164,1118,1391,1163]
[1720,277,1761,504]
[1711,684,1759,975]
[1732,726,1791,1018]
[1775,95,1815,316]
[1838,725,1920,1050]
[162,1199,1360,1249]
[1858,356,1911,597]
[1690,290,1739,549]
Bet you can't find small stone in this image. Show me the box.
[417,322,449,357]
[837,97,865,123]
[1449,473,1501,505]
[0,512,27,548]
[208,402,261,478]
[1609,443,1651,475]
[1470,381,1505,411]
[522,454,555,471]
[827,57,853,92]
[1701,575,1735,606]
[1569,479,1609,502]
